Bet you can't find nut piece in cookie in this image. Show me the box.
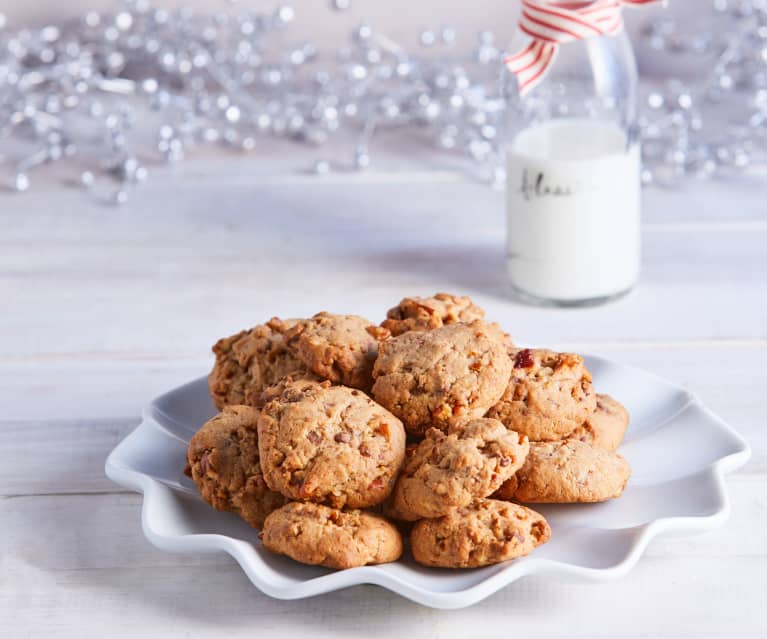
[284,312,389,391]
[257,379,406,509]
[372,321,512,436]
[410,499,551,568]
[381,292,486,336]
[567,393,629,451]
[495,439,631,503]
[392,419,529,520]
[260,502,403,569]
[187,405,287,529]
[208,318,306,410]
[486,348,597,442]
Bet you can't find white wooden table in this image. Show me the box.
[2,143,766,638]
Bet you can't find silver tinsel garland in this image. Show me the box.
[0,0,764,203]
[639,0,767,185]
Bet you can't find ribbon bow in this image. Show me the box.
[505,0,656,97]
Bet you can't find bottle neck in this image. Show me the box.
[502,29,638,141]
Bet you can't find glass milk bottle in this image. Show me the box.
[501,1,641,306]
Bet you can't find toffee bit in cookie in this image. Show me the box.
[306,430,322,445]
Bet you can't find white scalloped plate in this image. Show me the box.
[105,354,750,609]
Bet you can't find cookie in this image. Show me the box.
[372,321,512,436]
[208,318,305,410]
[260,502,403,569]
[391,419,529,520]
[410,499,551,568]
[284,312,389,391]
[494,439,631,503]
[486,348,597,442]
[381,292,486,336]
[567,394,629,451]
[257,379,406,509]
[187,405,287,529]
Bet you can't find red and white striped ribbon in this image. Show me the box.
[505,0,656,97]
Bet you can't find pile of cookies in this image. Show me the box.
[186,293,631,570]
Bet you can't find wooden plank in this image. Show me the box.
[0,341,763,497]
[0,417,138,496]
[2,559,765,638]
[3,169,767,237]
[1,479,762,568]
[1,211,767,358]
[1,484,765,638]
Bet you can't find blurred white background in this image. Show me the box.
[0,0,688,75]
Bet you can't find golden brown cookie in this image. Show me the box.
[283,312,389,391]
[208,318,305,410]
[486,348,597,442]
[372,321,512,436]
[494,439,631,503]
[381,292,486,336]
[260,502,403,569]
[567,394,629,451]
[391,419,529,520]
[410,499,551,568]
[187,405,287,529]
[257,379,406,509]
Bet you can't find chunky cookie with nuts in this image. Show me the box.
[257,379,406,509]
[372,321,512,436]
[494,439,631,503]
[391,418,529,520]
[567,393,629,451]
[208,318,306,410]
[186,405,287,529]
[260,502,403,569]
[410,499,551,568]
[381,292,486,336]
[283,312,389,391]
[486,348,597,442]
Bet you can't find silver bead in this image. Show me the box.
[313,159,331,174]
[113,189,129,205]
[225,106,241,123]
[80,171,95,188]
[115,12,133,31]
[14,173,30,192]
[354,148,370,169]
[276,6,295,24]
[419,30,437,47]
[647,93,664,109]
